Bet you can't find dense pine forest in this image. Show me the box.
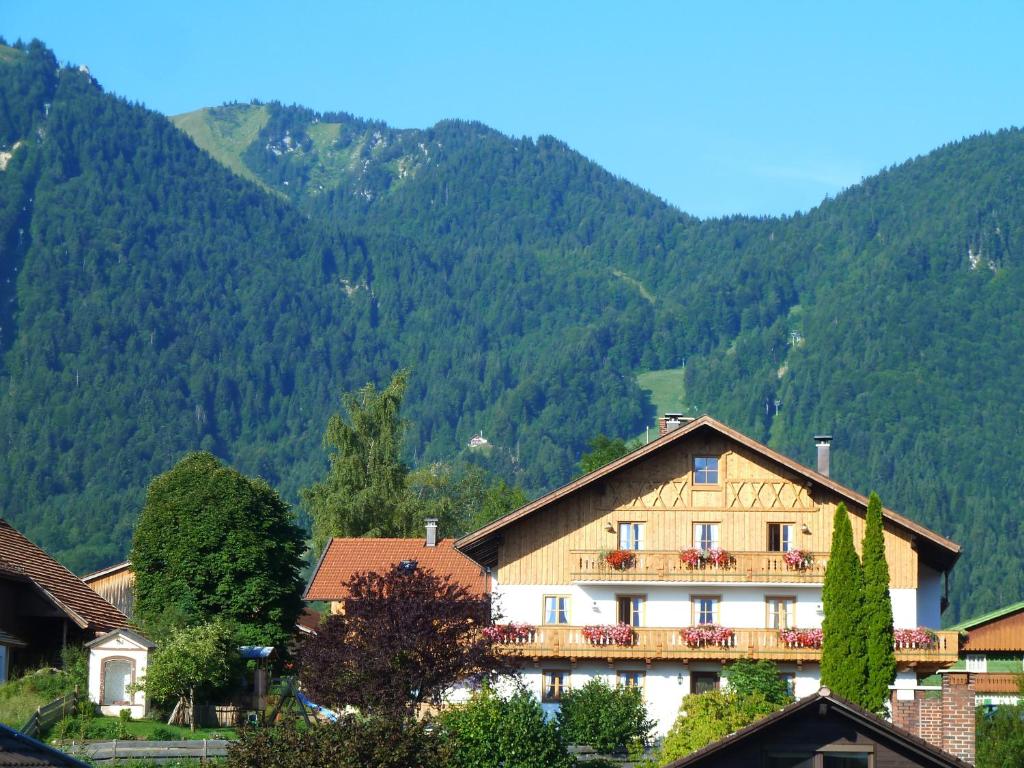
[1,41,1022,621]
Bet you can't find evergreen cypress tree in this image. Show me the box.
[862,491,896,712]
[821,502,868,706]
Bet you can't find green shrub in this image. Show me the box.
[655,690,779,764]
[438,685,574,768]
[557,678,654,754]
[722,659,793,706]
[149,726,177,741]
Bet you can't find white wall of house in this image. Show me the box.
[88,632,152,718]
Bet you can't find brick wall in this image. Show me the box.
[891,673,975,765]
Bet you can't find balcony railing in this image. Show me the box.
[570,550,829,583]
[492,625,960,665]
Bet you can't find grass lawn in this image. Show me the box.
[0,669,74,728]
[635,366,688,441]
[68,715,237,741]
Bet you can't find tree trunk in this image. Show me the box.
[190,687,196,733]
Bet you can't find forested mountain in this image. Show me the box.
[2,41,1022,620]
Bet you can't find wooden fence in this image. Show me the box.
[66,739,231,762]
[21,690,79,739]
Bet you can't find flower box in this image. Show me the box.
[604,549,636,570]
[482,622,535,644]
[581,623,635,646]
[778,628,823,648]
[679,548,734,568]
[893,627,938,649]
[680,548,703,567]
[782,549,814,570]
[680,624,735,648]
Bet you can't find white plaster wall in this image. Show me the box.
[88,638,150,718]
[916,564,942,629]
[890,589,919,628]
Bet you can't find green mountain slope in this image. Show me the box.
[3,43,1024,621]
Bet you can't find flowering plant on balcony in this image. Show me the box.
[893,627,938,649]
[482,622,535,644]
[680,548,703,567]
[782,549,814,569]
[778,628,823,648]
[581,623,635,646]
[603,549,636,570]
[704,547,733,567]
[680,624,734,647]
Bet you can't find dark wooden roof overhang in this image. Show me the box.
[456,416,961,572]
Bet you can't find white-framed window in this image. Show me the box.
[694,522,720,550]
[693,595,719,625]
[966,654,987,673]
[617,670,644,689]
[694,456,719,484]
[544,595,570,624]
[616,595,644,627]
[766,596,796,629]
[542,670,568,702]
[767,523,795,552]
[618,522,645,550]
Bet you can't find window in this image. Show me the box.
[778,672,796,696]
[693,595,719,625]
[765,750,872,768]
[616,595,644,627]
[766,596,796,629]
[966,654,987,673]
[618,522,645,550]
[768,523,796,552]
[690,671,719,694]
[101,658,134,706]
[822,754,871,768]
[617,670,644,689]
[693,522,720,550]
[544,595,569,625]
[693,456,719,484]
[542,670,568,702]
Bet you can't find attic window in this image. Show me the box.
[398,560,418,574]
[694,456,719,484]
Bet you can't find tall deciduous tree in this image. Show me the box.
[131,452,305,647]
[298,564,513,715]
[302,370,413,552]
[862,491,896,712]
[821,502,868,706]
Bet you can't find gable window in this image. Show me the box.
[544,595,570,625]
[768,523,795,552]
[693,522,720,550]
[617,670,644,689]
[690,671,719,694]
[966,654,987,673]
[542,670,568,702]
[616,595,644,627]
[766,596,796,629]
[618,522,645,550]
[693,595,719,625]
[693,456,719,484]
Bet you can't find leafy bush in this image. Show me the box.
[655,690,779,764]
[976,704,1024,768]
[438,685,574,768]
[722,659,793,706]
[149,726,177,741]
[227,717,443,768]
[557,678,654,754]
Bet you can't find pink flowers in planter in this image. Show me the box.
[482,622,535,644]
[581,623,635,646]
[893,627,938,649]
[778,628,823,648]
[604,549,636,570]
[679,548,734,568]
[782,549,814,570]
[680,624,735,647]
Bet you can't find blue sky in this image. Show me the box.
[4,1,1023,218]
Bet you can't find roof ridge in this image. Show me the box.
[948,599,1024,630]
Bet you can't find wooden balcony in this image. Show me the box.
[493,626,960,666]
[570,550,830,583]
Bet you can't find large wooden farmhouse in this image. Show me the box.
[455,415,962,735]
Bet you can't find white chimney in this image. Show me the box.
[425,518,438,547]
[814,435,832,477]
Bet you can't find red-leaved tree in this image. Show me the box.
[299,564,513,715]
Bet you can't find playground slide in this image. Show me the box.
[295,690,340,722]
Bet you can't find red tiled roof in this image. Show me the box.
[0,519,127,633]
[304,538,488,601]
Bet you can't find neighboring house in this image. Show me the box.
[0,519,128,681]
[455,415,961,736]
[665,684,974,768]
[0,721,90,767]
[944,600,1024,706]
[81,561,135,619]
[305,519,490,614]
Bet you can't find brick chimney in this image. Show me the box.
[814,435,832,477]
[890,673,975,765]
[659,413,693,437]
[425,518,438,548]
